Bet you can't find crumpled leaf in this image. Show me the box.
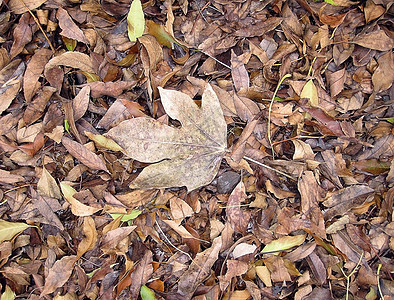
[37,167,62,199]
[40,255,77,296]
[106,84,227,191]
[0,220,30,243]
[60,182,100,216]
[127,0,145,42]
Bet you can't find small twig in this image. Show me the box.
[18,0,56,53]
[243,156,296,181]
[340,252,364,300]
[377,264,383,299]
[267,74,291,159]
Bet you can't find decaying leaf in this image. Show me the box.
[300,79,318,107]
[60,182,100,216]
[40,255,76,296]
[226,181,251,234]
[37,167,62,199]
[261,235,306,254]
[106,84,227,191]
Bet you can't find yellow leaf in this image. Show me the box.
[0,220,30,243]
[85,131,124,152]
[300,79,318,107]
[127,0,145,42]
[1,285,15,300]
[60,182,99,217]
[261,235,306,254]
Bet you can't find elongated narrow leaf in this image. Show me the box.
[261,235,306,254]
[127,0,145,42]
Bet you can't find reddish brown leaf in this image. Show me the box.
[56,7,89,45]
[226,181,251,234]
[61,136,109,172]
[23,49,52,102]
[231,50,249,92]
[40,255,76,296]
[353,30,394,51]
[10,13,34,59]
[129,250,153,298]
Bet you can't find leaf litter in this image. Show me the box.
[0,0,393,299]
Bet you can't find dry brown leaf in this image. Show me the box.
[23,86,56,125]
[60,182,100,217]
[0,169,24,184]
[353,30,394,51]
[106,84,227,191]
[44,51,94,78]
[306,251,326,286]
[30,189,64,230]
[40,255,76,296]
[298,171,326,238]
[9,0,47,14]
[56,7,89,45]
[73,86,90,121]
[100,226,136,254]
[129,250,153,298]
[61,136,108,172]
[86,81,136,98]
[327,68,346,98]
[372,51,394,93]
[218,260,248,291]
[37,167,62,199]
[177,236,222,298]
[170,197,194,220]
[226,181,251,234]
[0,60,25,114]
[77,216,98,259]
[231,50,249,92]
[10,13,34,59]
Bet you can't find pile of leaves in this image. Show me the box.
[0,0,393,298]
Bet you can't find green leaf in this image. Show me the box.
[300,79,319,107]
[64,119,70,134]
[1,285,15,300]
[0,220,30,243]
[127,0,145,42]
[110,210,142,222]
[140,285,156,300]
[261,235,306,254]
[324,0,337,5]
[386,117,394,124]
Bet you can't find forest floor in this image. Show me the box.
[0,0,393,298]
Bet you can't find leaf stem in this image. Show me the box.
[243,156,296,181]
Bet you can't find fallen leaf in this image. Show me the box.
[44,51,94,78]
[37,167,62,199]
[127,0,144,42]
[73,86,90,121]
[170,197,194,221]
[106,84,227,191]
[86,81,137,98]
[232,243,257,259]
[177,236,222,298]
[300,79,318,107]
[353,30,393,51]
[306,251,326,286]
[10,13,34,59]
[226,181,251,234]
[85,131,124,152]
[218,260,248,291]
[0,220,30,243]
[231,50,249,92]
[77,216,98,259]
[61,136,109,172]
[130,250,153,298]
[40,256,76,296]
[8,0,47,14]
[0,169,24,184]
[56,7,89,45]
[100,226,136,254]
[261,235,306,254]
[60,182,100,216]
[372,51,394,93]
[0,60,25,114]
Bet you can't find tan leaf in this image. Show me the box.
[218,260,248,291]
[226,181,251,234]
[0,169,24,184]
[73,86,90,121]
[23,86,56,125]
[162,220,195,239]
[292,140,314,160]
[353,30,394,51]
[10,13,33,59]
[231,50,249,92]
[56,7,89,45]
[100,226,136,254]
[0,60,24,114]
[44,52,94,79]
[40,256,76,296]
[77,216,97,259]
[177,236,222,298]
[9,0,47,14]
[256,266,272,287]
[106,84,227,191]
[37,167,62,199]
[60,182,100,216]
[86,81,136,98]
[61,136,108,172]
[85,131,123,152]
[372,51,394,93]
[261,235,306,254]
[300,79,318,107]
[0,220,30,243]
[170,197,194,220]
